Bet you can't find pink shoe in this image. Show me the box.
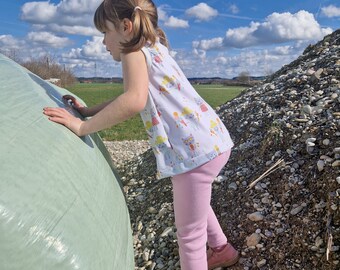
[207,243,240,269]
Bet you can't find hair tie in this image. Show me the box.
[134,6,142,11]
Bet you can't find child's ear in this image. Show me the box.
[122,18,133,34]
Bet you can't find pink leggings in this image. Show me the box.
[171,150,231,270]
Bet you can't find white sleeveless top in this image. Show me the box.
[140,42,234,179]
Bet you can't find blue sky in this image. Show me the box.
[0,0,339,78]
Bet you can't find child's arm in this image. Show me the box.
[63,95,116,117]
[43,50,148,136]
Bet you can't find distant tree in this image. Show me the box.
[265,68,274,77]
[21,55,77,87]
[238,71,250,84]
[0,48,21,64]
[0,51,77,87]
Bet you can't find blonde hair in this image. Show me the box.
[94,0,169,53]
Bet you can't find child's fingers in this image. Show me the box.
[62,95,83,108]
[62,94,75,101]
[62,95,76,106]
[43,107,83,136]
[43,107,68,119]
[48,115,67,125]
[43,108,70,125]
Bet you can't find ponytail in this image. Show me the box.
[156,27,169,49]
[94,0,169,53]
[121,7,157,53]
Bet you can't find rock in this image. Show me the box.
[160,227,174,237]
[323,139,330,146]
[290,203,307,215]
[257,259,267,268]
[148,207,157,214]
[246,233,261,247]
[317,160,325,171]
[248,212,264,221]
[332,160,340,167]
[228,182,238,190]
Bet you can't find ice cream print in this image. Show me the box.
[161,75,181,91]
[181,107,200,130]
[173,111,187,128]
[154,136,175,166]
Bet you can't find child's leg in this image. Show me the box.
[171,150,230,270]
[207,205,228,248]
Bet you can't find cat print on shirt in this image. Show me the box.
[182,134,201,158]
[154,136,183,167]
[161,75,181,91]
[181,107,200,130]
[205,145,222,160]
[195,98,209,112]
[173,111,187,129]
[149,45,164,65]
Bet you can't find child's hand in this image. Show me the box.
[63,95,87,116]
[43,107,84,136]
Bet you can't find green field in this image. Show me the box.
[66,83,244,141]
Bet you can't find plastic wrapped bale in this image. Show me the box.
[0,53,134,270]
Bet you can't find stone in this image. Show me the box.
[248,212,264,221]
[257,259,267,267]
[246,233,261,247]
[317,160,325,171]
[332,160,340,167]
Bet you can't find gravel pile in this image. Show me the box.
[104,29,340,270]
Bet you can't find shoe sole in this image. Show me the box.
[208,253,240,269]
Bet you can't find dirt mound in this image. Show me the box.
[214,29,339,269]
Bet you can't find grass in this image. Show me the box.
[66,83,244,141]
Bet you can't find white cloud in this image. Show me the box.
[229,4,239,14]
[193,48,206,60]
[20,0,101,36]
[158,6,189,28]
[46,24,99,36]
[0,35,22,48]
[253,11,332,42]
[164,16,189,28]
[157,6,169,21]
[21,1,58,23]
[224,22,260,47]
[62,36,107,60]
[193,10,333,50]
[273,45,293,55]
[321,5,340,17]
[213,56,228,65]
[189,46,300,78]
[81,36,108,58]
[61,36,119,77]
[185,3,218,21]
[27,31,72,48]
[57,0,102,14]
[192,38,224,50]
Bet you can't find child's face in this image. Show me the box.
[102,20,125,61]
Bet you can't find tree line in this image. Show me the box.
[1,50,77,87]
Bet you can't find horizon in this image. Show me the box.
[0,0,339,78]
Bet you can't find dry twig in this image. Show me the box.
[246,158,286,191]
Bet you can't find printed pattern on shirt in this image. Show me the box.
[140,42,234,179]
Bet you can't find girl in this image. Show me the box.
[43,0,239,269]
